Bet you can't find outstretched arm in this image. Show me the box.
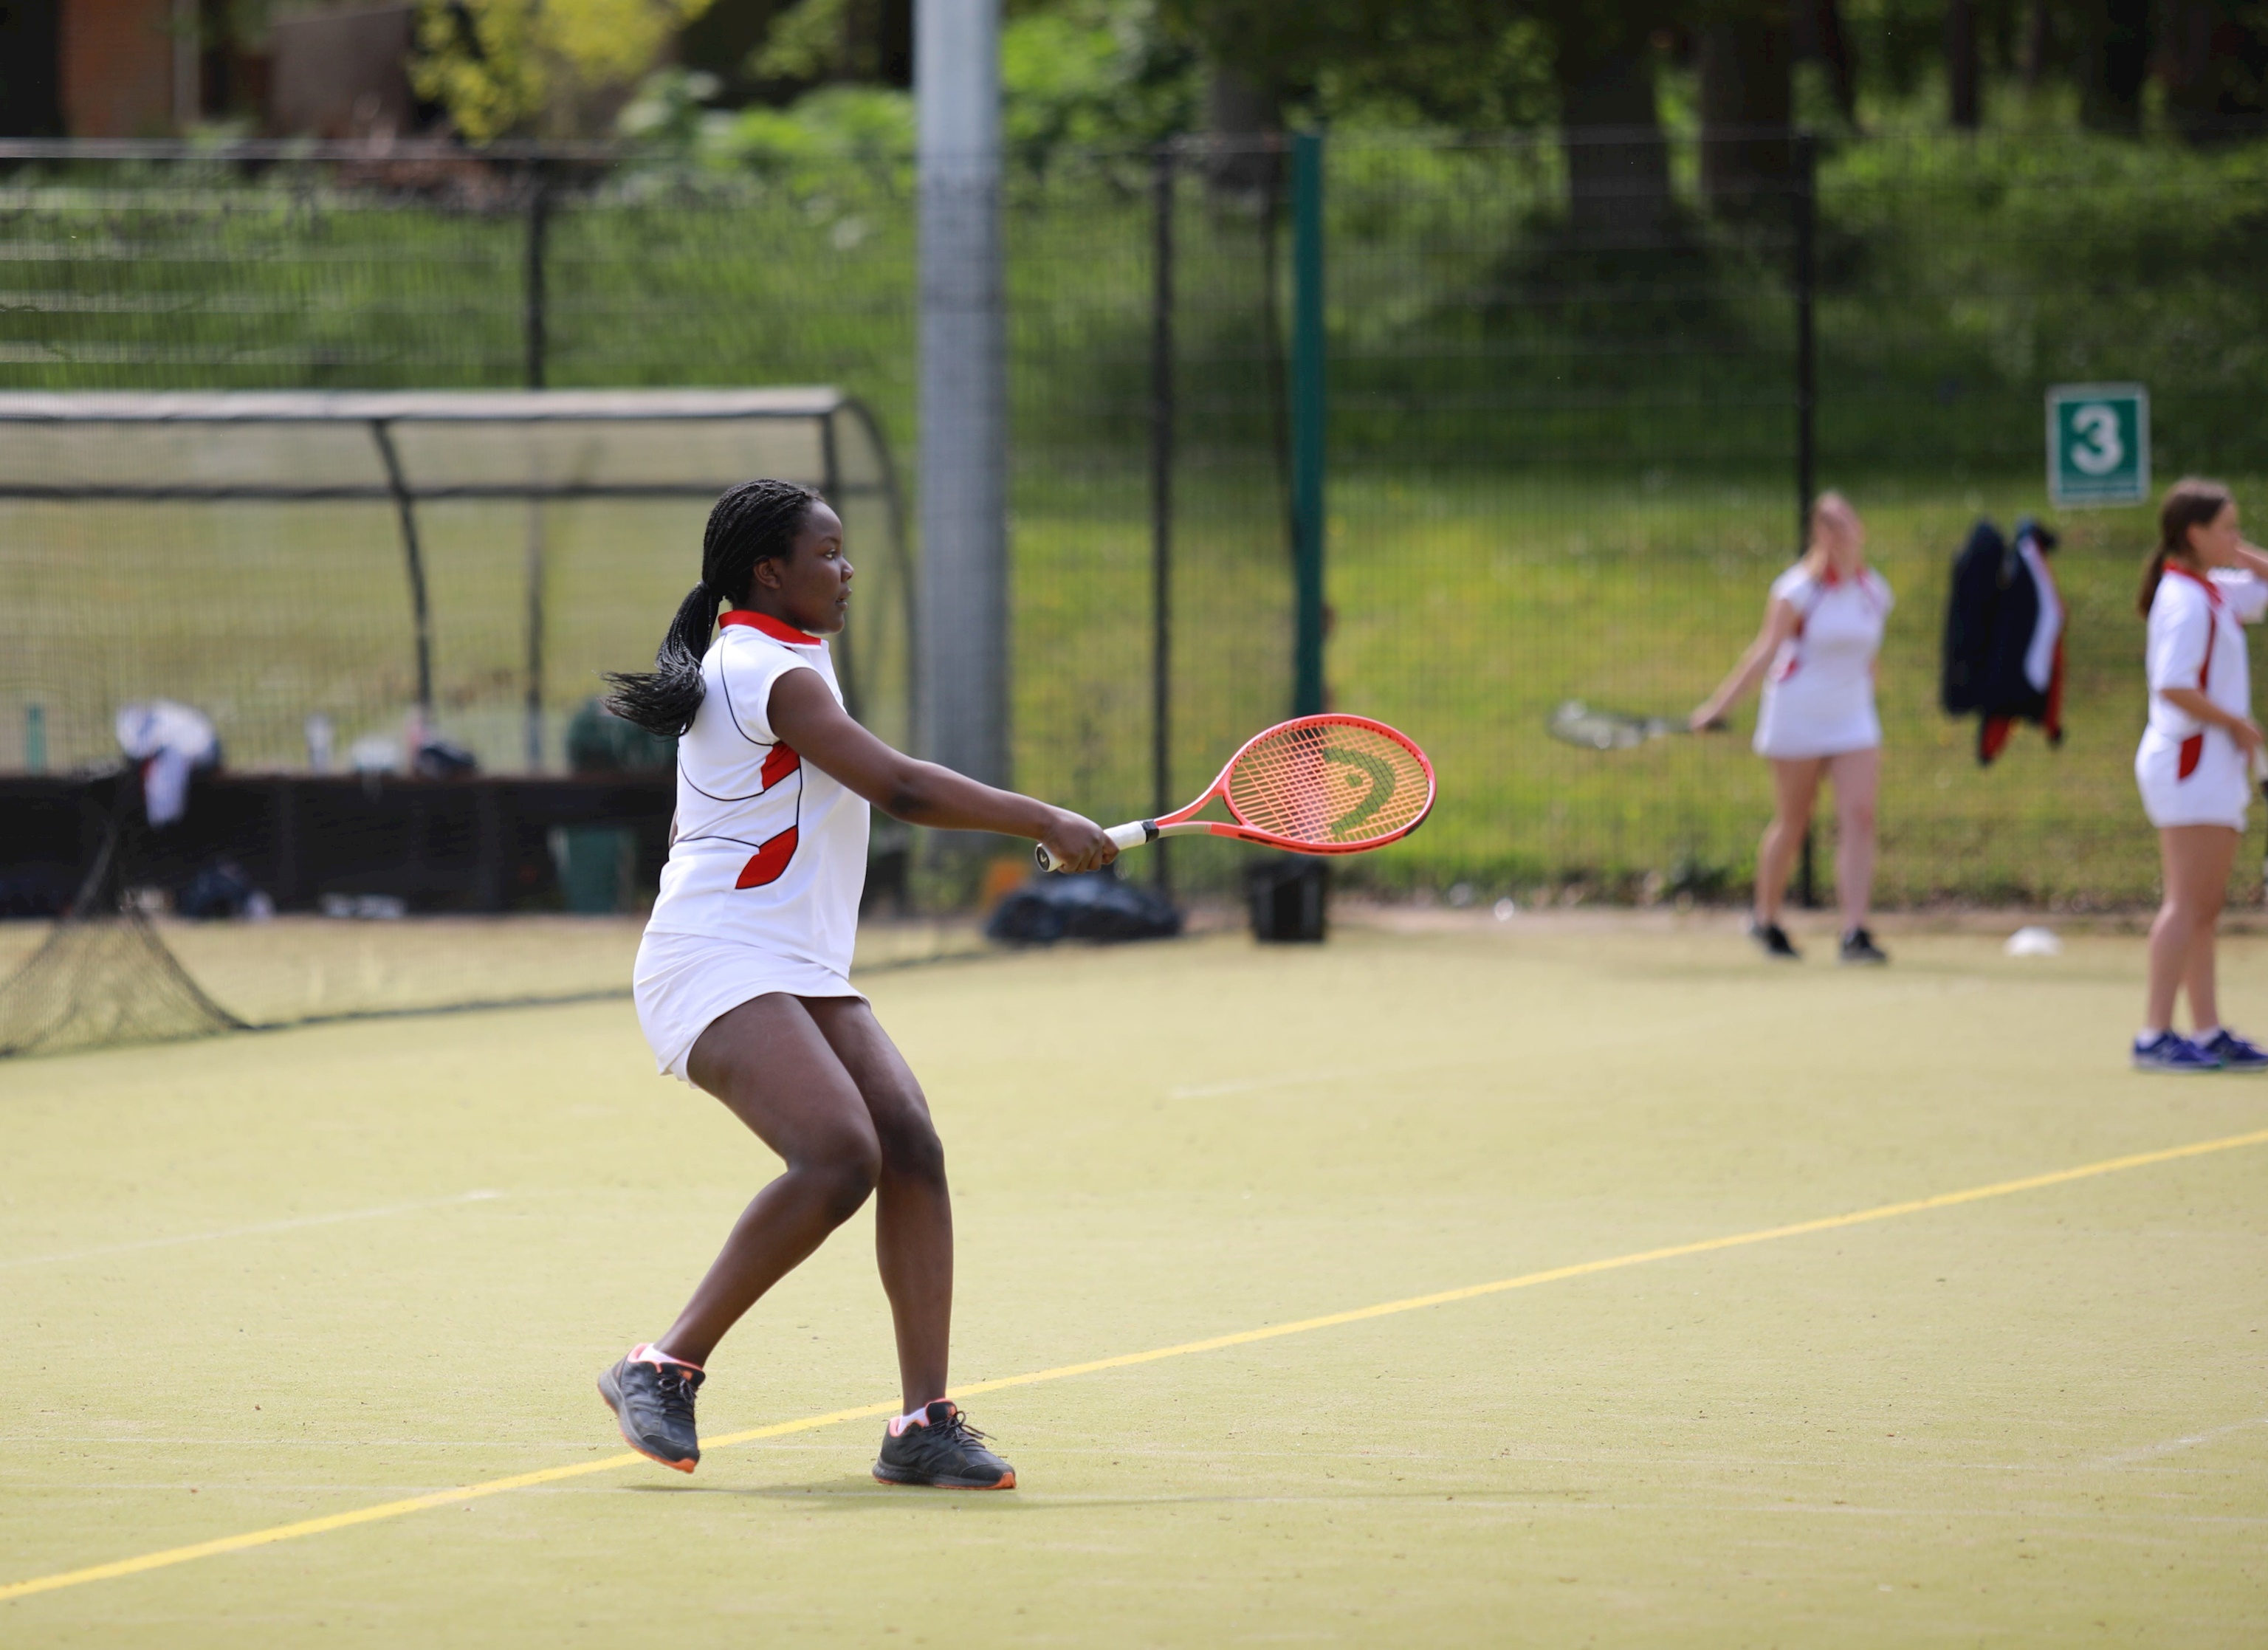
[1691,596,1801,731]
[769,668,1118,872]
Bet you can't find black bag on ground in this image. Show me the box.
[1246,855,1328,943]
[176,857,260,920]
[985,868,1183,945]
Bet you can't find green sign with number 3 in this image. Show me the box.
[2046,383,2149,508]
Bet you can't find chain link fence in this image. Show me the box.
[3,131,2264,906]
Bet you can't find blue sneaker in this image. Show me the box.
[2196,1029,2268,1071]
[2132,1031,2221,1073]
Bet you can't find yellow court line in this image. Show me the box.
[6,1123,2266,1606]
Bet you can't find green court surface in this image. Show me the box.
[3,915,2265,1645]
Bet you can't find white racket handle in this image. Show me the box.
[1035,819,1157,873]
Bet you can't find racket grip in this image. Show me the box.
[1035,819,1156,873]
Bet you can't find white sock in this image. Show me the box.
[2139,1027,2166,1042]
[633,1341,702,1372]
[2196,1027,2222,1043]
[888,1400,946,1437]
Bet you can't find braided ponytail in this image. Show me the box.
[604,478,822,736]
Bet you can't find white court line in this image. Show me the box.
[2089,1416,2268,1468]
[0,1191,501,1270]
[1169,1062,1454,1100]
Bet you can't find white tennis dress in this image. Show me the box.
[1752,561,1894,760]
[2134,565,2268,832]
[633,610,870,1082]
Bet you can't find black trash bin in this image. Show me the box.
[1246,855,1327,943]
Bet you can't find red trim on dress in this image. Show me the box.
[719,609,821,644]
[2161,565,2224,783]
[735,826,800,888]
[759,743,801,791]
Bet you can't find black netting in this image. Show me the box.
[0,827,244,1057]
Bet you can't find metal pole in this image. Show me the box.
[523,498,546,770]
[1793,130,1818,911]
[369,421,434,723]
[523,169,549,391]
[1289,130,1327,719]
[819,408,865,725]
[171,0,198,133]
[916,0,1009,813]
[1793,130,1816,554]
[523,170,550,770]
[1150,145,1175,893]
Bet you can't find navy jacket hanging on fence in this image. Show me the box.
[1940,518,2065,765]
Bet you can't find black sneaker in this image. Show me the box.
[1746,915,1801,960]
[1840,927,1889,966]
[872,1401,1017,1490]
[599,1344,704,1474]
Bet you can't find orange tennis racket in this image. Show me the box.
[1036,714,1436,872]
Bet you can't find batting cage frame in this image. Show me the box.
[0,388,911,1057]
[0,388,910,769]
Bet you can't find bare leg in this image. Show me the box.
[2145,826,2239,1032]
[1827,747,1880,934]
[804,997,954,1413]
[1756,757,1824,925]
[656,994,884,1368]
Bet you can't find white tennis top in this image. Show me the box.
[1753,560,1893,760]
[644,611,870,990]
[2142,565,2268,743]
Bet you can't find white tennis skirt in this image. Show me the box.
[633,928,865,1084]
[1752,682,1880,762]
[2135,729,2251,833]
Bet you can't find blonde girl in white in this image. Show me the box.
[1693,492,1892,965]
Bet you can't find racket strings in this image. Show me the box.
[1224,722,1432,847]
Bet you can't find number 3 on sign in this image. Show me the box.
[2047,383,2148,508]
[2067,404,2123,475]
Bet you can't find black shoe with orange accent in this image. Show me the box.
[872,1402,1017,1489]
[599,1345,704,1474]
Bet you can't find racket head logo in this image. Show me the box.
[1034,714,1434,871]
[1220,715,1434,850]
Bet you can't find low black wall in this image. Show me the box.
[0,771,674,915]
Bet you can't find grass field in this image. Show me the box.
[4,915,2266,1643]
[16,462,2249,912]
[13,133,2268,912]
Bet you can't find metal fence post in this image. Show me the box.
[523,169,549,391]
[1150,144,1175,893]
[917,0,1011,829]
[523,168,550,770]
[1290,130,1327,719]
[1793,130,1816,556]
[1793,129,1819,911]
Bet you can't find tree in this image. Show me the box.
[2078,0,2151,131]
[1793,0,1858,122]
[1695,0,1795,214]
[1544,0,1678,243]
[1945,0,1981,126]
[2160,0,2268,142]
[1158,0,1675,234]
[413,0,719,140]
[748,0,913,89]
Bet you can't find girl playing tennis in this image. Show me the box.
[597,479,1116,1487]
[2130,478,2268,1073]
[1691,492,1892,965]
